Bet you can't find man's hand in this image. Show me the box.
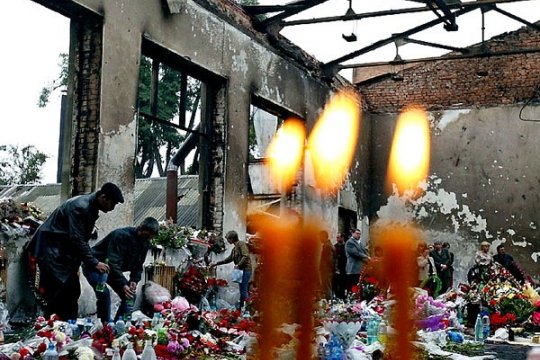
[95,262,110,273]
[123,285,135,299]
[129,281,137,292]
[441,264,447,270]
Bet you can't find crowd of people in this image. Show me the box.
[317,228,535,301]
[26,183,536,322]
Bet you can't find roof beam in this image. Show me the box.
[489,5,540,32]
[322,5,480,77]
[279,0,533,27]
[339,47,540,69]
[403,37,470,53]
[253,0,330,34]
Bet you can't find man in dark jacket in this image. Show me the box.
[84,217,159,323]
[430,240,453,293]
[333,232,347,299]
[28,183,123,320]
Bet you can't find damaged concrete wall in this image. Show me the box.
[366,105,540,284]
[31,0,368,239]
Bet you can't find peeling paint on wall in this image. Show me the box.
[374,175,513,286]
[434,109,471,133]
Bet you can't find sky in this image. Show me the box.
[0,0,538,184]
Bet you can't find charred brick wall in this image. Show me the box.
[356,25,540,113]
[71,20,102,196]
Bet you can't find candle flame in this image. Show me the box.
[308,90,360,194]
[387,106,430,195]
[265,118,306,192]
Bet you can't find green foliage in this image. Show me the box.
[38,53,68,108]
[38,53,203,179]
[135,56,202,178]
[0,145,48,185]
[152,222,193,249]
[498,296,535,322]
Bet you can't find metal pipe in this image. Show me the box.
[165,125,201,223]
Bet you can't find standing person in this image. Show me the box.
[417,243,438,296]
[210,230,252,309]
[474,241,492,266]
[318,230,334,300]
[493,244,514,270]
[27,183,123,320]
[493,244,527,283]
[345,228,370,292]
[442,242,455,290]
[430,240,452,294]
[83,217,159,323]
[333,232,347,299]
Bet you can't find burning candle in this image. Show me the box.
[308,90,360,194]
[380,105,430,359]
[254,90,361,359]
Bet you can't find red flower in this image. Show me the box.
[351,285,359,294]
[364,277,379,285]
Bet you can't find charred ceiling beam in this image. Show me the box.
[427,0,459,31]
[280,0,532,27]
[403,37,470,53]
[339,47,540,69]
[251,0,330,35]
[322,5,480,77]
[489,5,540,32]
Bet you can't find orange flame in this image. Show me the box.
[265,118,306,192]
[308,90,360,194]
[387,106,430,195]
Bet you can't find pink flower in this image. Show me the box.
[532,311,540,325]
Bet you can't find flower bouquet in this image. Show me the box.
[321,301,363,349]
[322,320,363,350]
[176,265,208,304]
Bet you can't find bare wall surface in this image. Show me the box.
[368,105,540,284]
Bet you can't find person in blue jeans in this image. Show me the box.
[83,217,159,323]
[210,230,252,309]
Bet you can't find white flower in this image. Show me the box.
[75,346,95,360]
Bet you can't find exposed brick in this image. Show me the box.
[356,24,540,113]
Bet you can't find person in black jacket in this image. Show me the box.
[27,183,123,320]
[430,240,453,293]
[84,217,159,323]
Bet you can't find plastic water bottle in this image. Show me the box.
[367,316,380,345]
[111,347,121,360]
[151,312,160,329]
[42,341,59,360]
[115,317,126,335]
[378,320,388,344]
[95,259,109,292]
[141,340,157,360]
[121,343,137,360]
[80,318,93,338]
[64,321,73,338]
[474,314,484,342]
[324,334,344,360]
[482,315,490,340]
[69,320,80,339]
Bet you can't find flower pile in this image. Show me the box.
[0,199,44,235]
[175,266,208,304]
